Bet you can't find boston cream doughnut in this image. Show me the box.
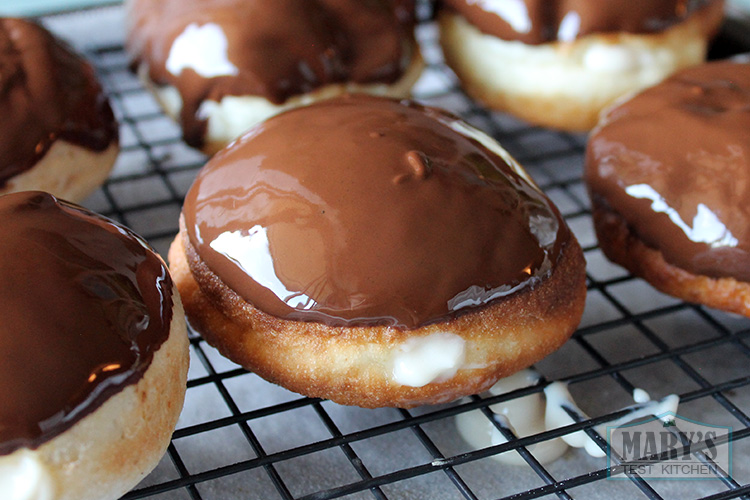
[438,0,725,131]
[0,192,188,500]
[0,18,118,202]
[125,0,423,155]
[586,61,750,317]
[169,95,586,408]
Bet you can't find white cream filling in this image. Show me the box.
[544,383,680,457]
[456,369,567,465]
[391,332,466,387]
[0,450,55,500]
[632,387,651,404]
[456,370,681,464]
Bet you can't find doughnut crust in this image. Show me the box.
[168,223,586,408]
[585,61,750,318]
[591,197,750,317]
[0,18,118,202]
[0,140,118,203]
[3,287,189,500]
[438,1,724,131]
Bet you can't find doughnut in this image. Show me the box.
[585,61,750,317]
[0,192,189,500]
[438,0,725,131]
[168,94,586,408]
[0,18,118,202]
[125,0,424,155]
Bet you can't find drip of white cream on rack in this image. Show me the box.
[456,369,680,465]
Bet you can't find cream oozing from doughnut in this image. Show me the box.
[456,369,680,465]
[0,451,54,500]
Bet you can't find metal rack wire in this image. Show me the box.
[43,5,750,500]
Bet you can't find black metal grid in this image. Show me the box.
[42,5,750,500]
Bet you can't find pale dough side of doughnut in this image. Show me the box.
[0,140,118,203]
[438,1,724,131]
[168,226,586,409]
[4,287,189,500]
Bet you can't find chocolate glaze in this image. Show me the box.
[126,0,416,147]
[184,95,570,329]
[0,18,117,186]
[586,62,750,282]
[0,192,173,455]
[442,0,716,44]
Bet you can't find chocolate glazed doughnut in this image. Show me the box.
[438,0,725,131]
[169,95,586,408]
[0,18,118,201]
[0,192,188,500]
[126,0,423,154]
[586,61,750,317]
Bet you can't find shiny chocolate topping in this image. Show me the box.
[184,95,570,329]
[0,18,117,186]
[126,0,416,147]
[586,62,750,281]
[442,0,714,44]
[0,192,173,455]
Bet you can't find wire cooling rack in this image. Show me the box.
[37,4,750,500]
